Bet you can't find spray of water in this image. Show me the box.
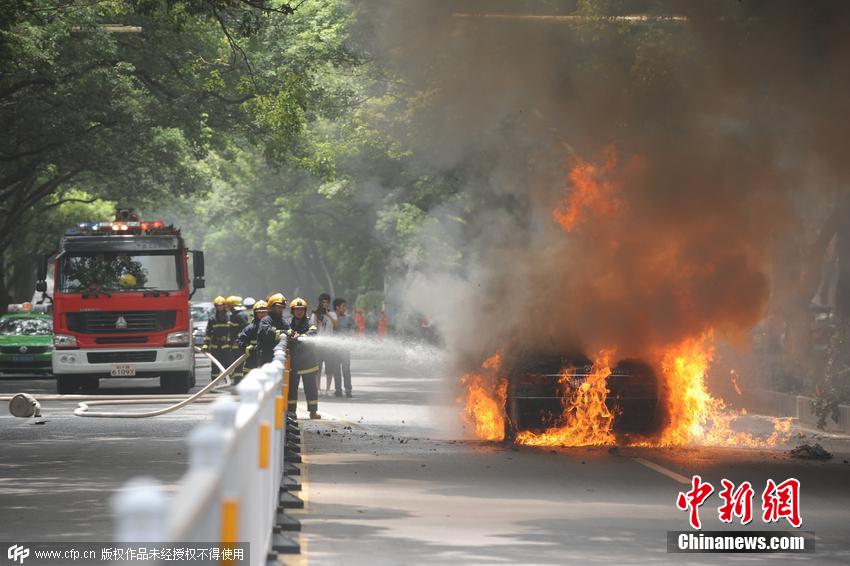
[295,335,446,369]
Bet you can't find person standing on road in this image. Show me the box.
[236,299,268,382]
[256,293,290,365]
[288,297,321,418]
[310,292,338,393]
[331,298,355,397]
[226,295,249,380]
[378,309,388,337]
[203,296,231,378]
[355,308,366,335]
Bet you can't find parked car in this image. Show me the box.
[0,305,53,374]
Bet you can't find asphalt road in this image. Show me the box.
[288,355,850,566]
[0,358,214,542]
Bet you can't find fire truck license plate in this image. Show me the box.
[110,364,136,377]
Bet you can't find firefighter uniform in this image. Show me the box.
[236,300,267,380]
[256,313,291,365]
[286,297,320,417]
[226,296,249,380]
[204,297,232,377]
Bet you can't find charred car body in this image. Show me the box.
[504,353,660,439]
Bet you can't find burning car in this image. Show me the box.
[504,353,660,440]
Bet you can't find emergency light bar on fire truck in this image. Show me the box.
[69,219,170,235]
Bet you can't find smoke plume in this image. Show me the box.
[356,1,850,372]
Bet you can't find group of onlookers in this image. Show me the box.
[310,293,356,398]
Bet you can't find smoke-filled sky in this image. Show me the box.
[355,1,850,366]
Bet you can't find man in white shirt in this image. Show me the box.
[310,293,338,393]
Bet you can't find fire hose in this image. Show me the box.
[4,348,248,419]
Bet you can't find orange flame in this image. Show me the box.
[461,149,792,450]
[460,336,791,448]
[650,333,790,448]
[461,352,508,441]
[552,149,620,232]
[516,350,617,447]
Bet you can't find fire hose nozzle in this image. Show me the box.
[9,393,42,418]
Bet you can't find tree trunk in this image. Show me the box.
[834,210,850,322]
[0,255,11,314]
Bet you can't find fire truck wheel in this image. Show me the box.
[80,376,99,392]
[160,372,192,394]
[56,376,80,394]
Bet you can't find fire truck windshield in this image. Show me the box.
[58,251,183,293]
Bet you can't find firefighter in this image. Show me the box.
[243,297,257,322]
[236,299,268,382]
[226,295,249,379]
[203,296,231,378]
[256,293,291,365]
[286,297,321,419]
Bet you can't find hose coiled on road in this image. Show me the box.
[73,349,248,418]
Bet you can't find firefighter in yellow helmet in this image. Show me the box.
[285,297,320,418]
[235,299,268,382]
[257,293,289,365]
[204,296,231,377]
[225,295,248,374]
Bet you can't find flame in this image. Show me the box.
[460,149,792,450]
[552,149,620,232]
[460,336,791,448]
[516,350,617,447]
[461,352,508,441]
[651,333,791,448]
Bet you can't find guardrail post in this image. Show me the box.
[188,422,226,469]
[236,374,262,563]
[112,477,167,543]
[212,395,239,431]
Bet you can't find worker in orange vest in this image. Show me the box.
[378,309,388,336]
[354,308,366,335]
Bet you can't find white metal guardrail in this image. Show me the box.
[113,346,293,565]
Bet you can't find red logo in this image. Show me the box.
[762,478,802,528]
[677,476,802,529]
[717,479,754,525]
[676,475,715,529]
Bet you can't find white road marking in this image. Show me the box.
[632,457,691,485]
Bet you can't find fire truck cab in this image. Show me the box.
[37,211,205,394]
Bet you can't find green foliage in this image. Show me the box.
[355,290,383,311]
[812,321,850,429]
[2,192,114,301]
[6,0,721,315]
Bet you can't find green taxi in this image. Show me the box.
[0,306,53,374]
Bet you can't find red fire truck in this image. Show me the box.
[36,210,205,394]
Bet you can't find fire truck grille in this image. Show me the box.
[67,311,177,333]
[87,351,157,364]
[96,336,148,344]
